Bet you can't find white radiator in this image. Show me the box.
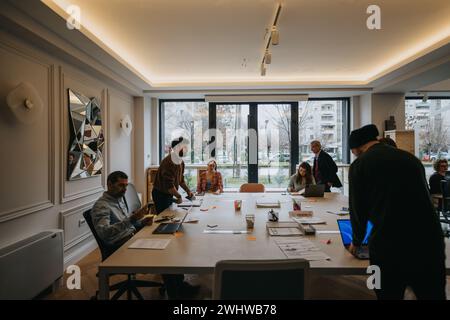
[0,230,64,299]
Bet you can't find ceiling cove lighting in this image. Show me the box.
[261,3,282,76]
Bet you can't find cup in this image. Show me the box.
[245,214,255,229]
[234,200,242,211]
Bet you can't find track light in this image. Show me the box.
[261,63,266,76]
[264,50,272,64]
[271,26,279,45]
[422,93,428,103]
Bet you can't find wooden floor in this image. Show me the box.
[43,248,450,300]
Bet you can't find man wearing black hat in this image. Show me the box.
[348,124,446,299]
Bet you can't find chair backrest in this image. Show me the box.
[213,259,309,300]
[239,183,265,193]
[124,183,141,213]
[83,209,115,261]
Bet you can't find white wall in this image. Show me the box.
[0,29,136,267]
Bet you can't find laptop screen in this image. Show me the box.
[337,219,373,246]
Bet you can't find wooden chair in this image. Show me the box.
[213,259,309,299]
[239,183,265,193]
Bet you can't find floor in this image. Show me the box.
[43,248,450,300]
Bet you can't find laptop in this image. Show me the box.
[152,208,191,234]
[337,219,373,259]
[302,184,325,197]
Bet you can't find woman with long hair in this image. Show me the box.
[288,162,316,192]
[197,159,224,194]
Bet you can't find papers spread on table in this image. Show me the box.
[274,237,330,261]
[256,199,281,208]
[128,238,171,250]
[291,217,326,225]
[266,221,303,236]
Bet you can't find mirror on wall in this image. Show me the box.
[67,89,104,180]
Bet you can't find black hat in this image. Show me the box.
[171,137,184,148]
[349,124,379,149]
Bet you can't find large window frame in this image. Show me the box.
[159,98,351,185]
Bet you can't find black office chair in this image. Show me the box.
[84,209,164,300]
[213,259,310,300]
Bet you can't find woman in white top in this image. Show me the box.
[288,162,316,192]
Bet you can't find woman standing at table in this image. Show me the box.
[288,162,316,192]
[197,159,223,194]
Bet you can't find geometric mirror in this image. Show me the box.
[67,89,104,180]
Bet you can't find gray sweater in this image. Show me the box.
[288,174,316,192]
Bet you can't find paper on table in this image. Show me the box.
[203,230,249,234]
[316,230,340,234]
[292,217,326,224]
[129,238,171,250]
[274,237,330,261]
[178,199,202,207]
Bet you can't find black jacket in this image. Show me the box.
[349,143,445,262]
[313,151,342,188]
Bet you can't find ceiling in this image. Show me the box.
[43,0,450,89]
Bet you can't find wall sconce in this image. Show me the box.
[119,114,133,136]
[6,82,43,124]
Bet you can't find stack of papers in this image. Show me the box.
[256,199,281,208]
[267,221,303,236]
[291,217,326,225]
[177,199,202,207]
[128,239,171,250]
[274,238,330,261]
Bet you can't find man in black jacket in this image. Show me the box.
[310,140,342,192]
[348,124,446,300]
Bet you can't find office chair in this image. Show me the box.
[213,259,309,300]
[84,209,164,300]
[239,183,265,193]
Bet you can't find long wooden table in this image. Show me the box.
[98,192,450,299]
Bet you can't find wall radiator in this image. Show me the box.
[0,230,64,299]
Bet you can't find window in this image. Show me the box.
[160,100,208,188]
[299,100,346,165]
[405,97,450,180]
[160,98,350,190]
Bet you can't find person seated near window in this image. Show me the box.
[288,162,316,192]
[197,159,224,194]
[429,159,448,194]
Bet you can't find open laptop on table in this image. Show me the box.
[301,184,325,197]
[337,219,373,259]
[152,206,191,234]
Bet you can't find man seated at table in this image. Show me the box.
[92,171,152,250]
[92,170,199,299]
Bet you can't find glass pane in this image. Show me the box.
[216,104,250,188]
[162,101,209,165]
[298,100,344,166]
[405,98,450,181]
[258,104,291,188]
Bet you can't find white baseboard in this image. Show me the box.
[63,236,98,269]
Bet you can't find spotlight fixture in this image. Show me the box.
[259,3,281,77]
[422,93,429,103]
[271,26,279,45]
[264,50,272,64]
